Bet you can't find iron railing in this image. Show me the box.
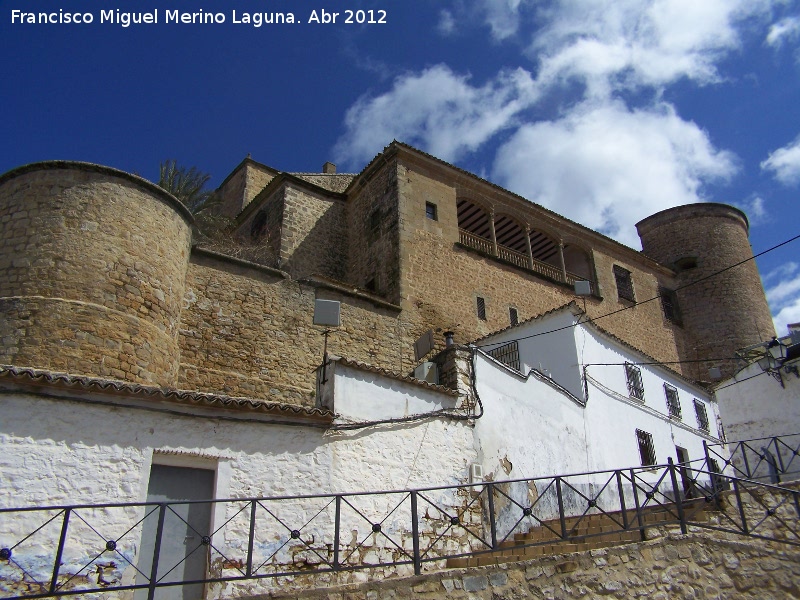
[705,433,800,484]
[2,452,799,599]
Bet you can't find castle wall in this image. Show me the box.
[346,159,402,303]
[0,164,192,386]
[217,160,278,218]
[179,252,405,405]
[279,184,347,280]
[392,158,690,372]
[637,204,775,380]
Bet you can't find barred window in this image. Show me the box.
[487,340,521,372]
[636,429,657,466]
[625,362,645,401]
[613,265,635,302]
[694,399,710,432]
[476,296,487,321]
[509,307,519,326]
[664,384,682,420]
[659,287,682,325]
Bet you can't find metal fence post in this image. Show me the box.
[486,483,497,550]
[555,477,567,539]
[668,458,687,534]
[741,443,753,479]
[616,471,629,530]
[333,495,341,571]
[732,479,749,535]
[630,469,645,541]
[147,504,168,600]
[49,508,71,595]
[773,436,786,483]
[246,500,257,577]
[410,491,421,576]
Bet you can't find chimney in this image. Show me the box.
[444,331,455,347]
[322,162,336,174]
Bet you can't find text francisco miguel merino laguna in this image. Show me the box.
[10,8,388,26]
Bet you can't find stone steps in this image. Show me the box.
[446,498,712,568]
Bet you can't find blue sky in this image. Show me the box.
[2,0,800,334]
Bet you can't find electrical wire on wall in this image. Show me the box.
[328,346,484,431]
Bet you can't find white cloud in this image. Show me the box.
[766,16,800,48]
[482,0,524,41]
[492,100,738,248]
[737,195,770,226]
[529,0,772,95]
[333,65,538,167]
[764,263,800,335]
[761,136,800,186]
[437,9,456,36]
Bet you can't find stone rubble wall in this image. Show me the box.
[256,532,800,600]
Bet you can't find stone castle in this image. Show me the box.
[0,141,776,404]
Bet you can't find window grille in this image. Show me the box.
[487,341,521,372]
[476,296,487,321]
[664,384,682,420]
[636,429,657,466]
[425,202,438,221]
[613,265,635,302]
[694,399,709,432]
[624,362,645,401]
[659,286,682,325]
[509,307,519,326]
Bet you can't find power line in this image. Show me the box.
[477,231,800,351]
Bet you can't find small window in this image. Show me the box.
[674,257,697,272]
[476,296,487,321]
[425,202,438,221]
[625,362,645,401]
[664,384,682,420]
[509,307,519,326]
[365,278,376,293]
[613,265,635,302]
[636,429,657,466]
[659,287,682,325]
[694,399,709,432]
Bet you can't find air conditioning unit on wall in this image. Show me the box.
[414,361,438,384]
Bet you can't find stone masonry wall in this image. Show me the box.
[237,185,285,267]
[179,252,406,405]
[280,184,347,281]
[0,164,193,386]
[346,160,402,304]
[217,160,278,218]
[259,532,800,599]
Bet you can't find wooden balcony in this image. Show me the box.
[459,228,595,293]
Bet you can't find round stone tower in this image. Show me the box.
[636,203,775,381]
[0,162,194,386]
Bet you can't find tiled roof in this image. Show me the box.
[0,365,334,423]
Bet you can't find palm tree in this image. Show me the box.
[157,160,215,214]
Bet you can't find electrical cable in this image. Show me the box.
[328,346,484,431]
[477,231,800,351]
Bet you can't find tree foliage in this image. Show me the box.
[157,160,215,214]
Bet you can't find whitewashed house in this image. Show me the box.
[470,303,724,483]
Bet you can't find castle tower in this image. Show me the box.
[636,203,775,380]
[0,162,193,386]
